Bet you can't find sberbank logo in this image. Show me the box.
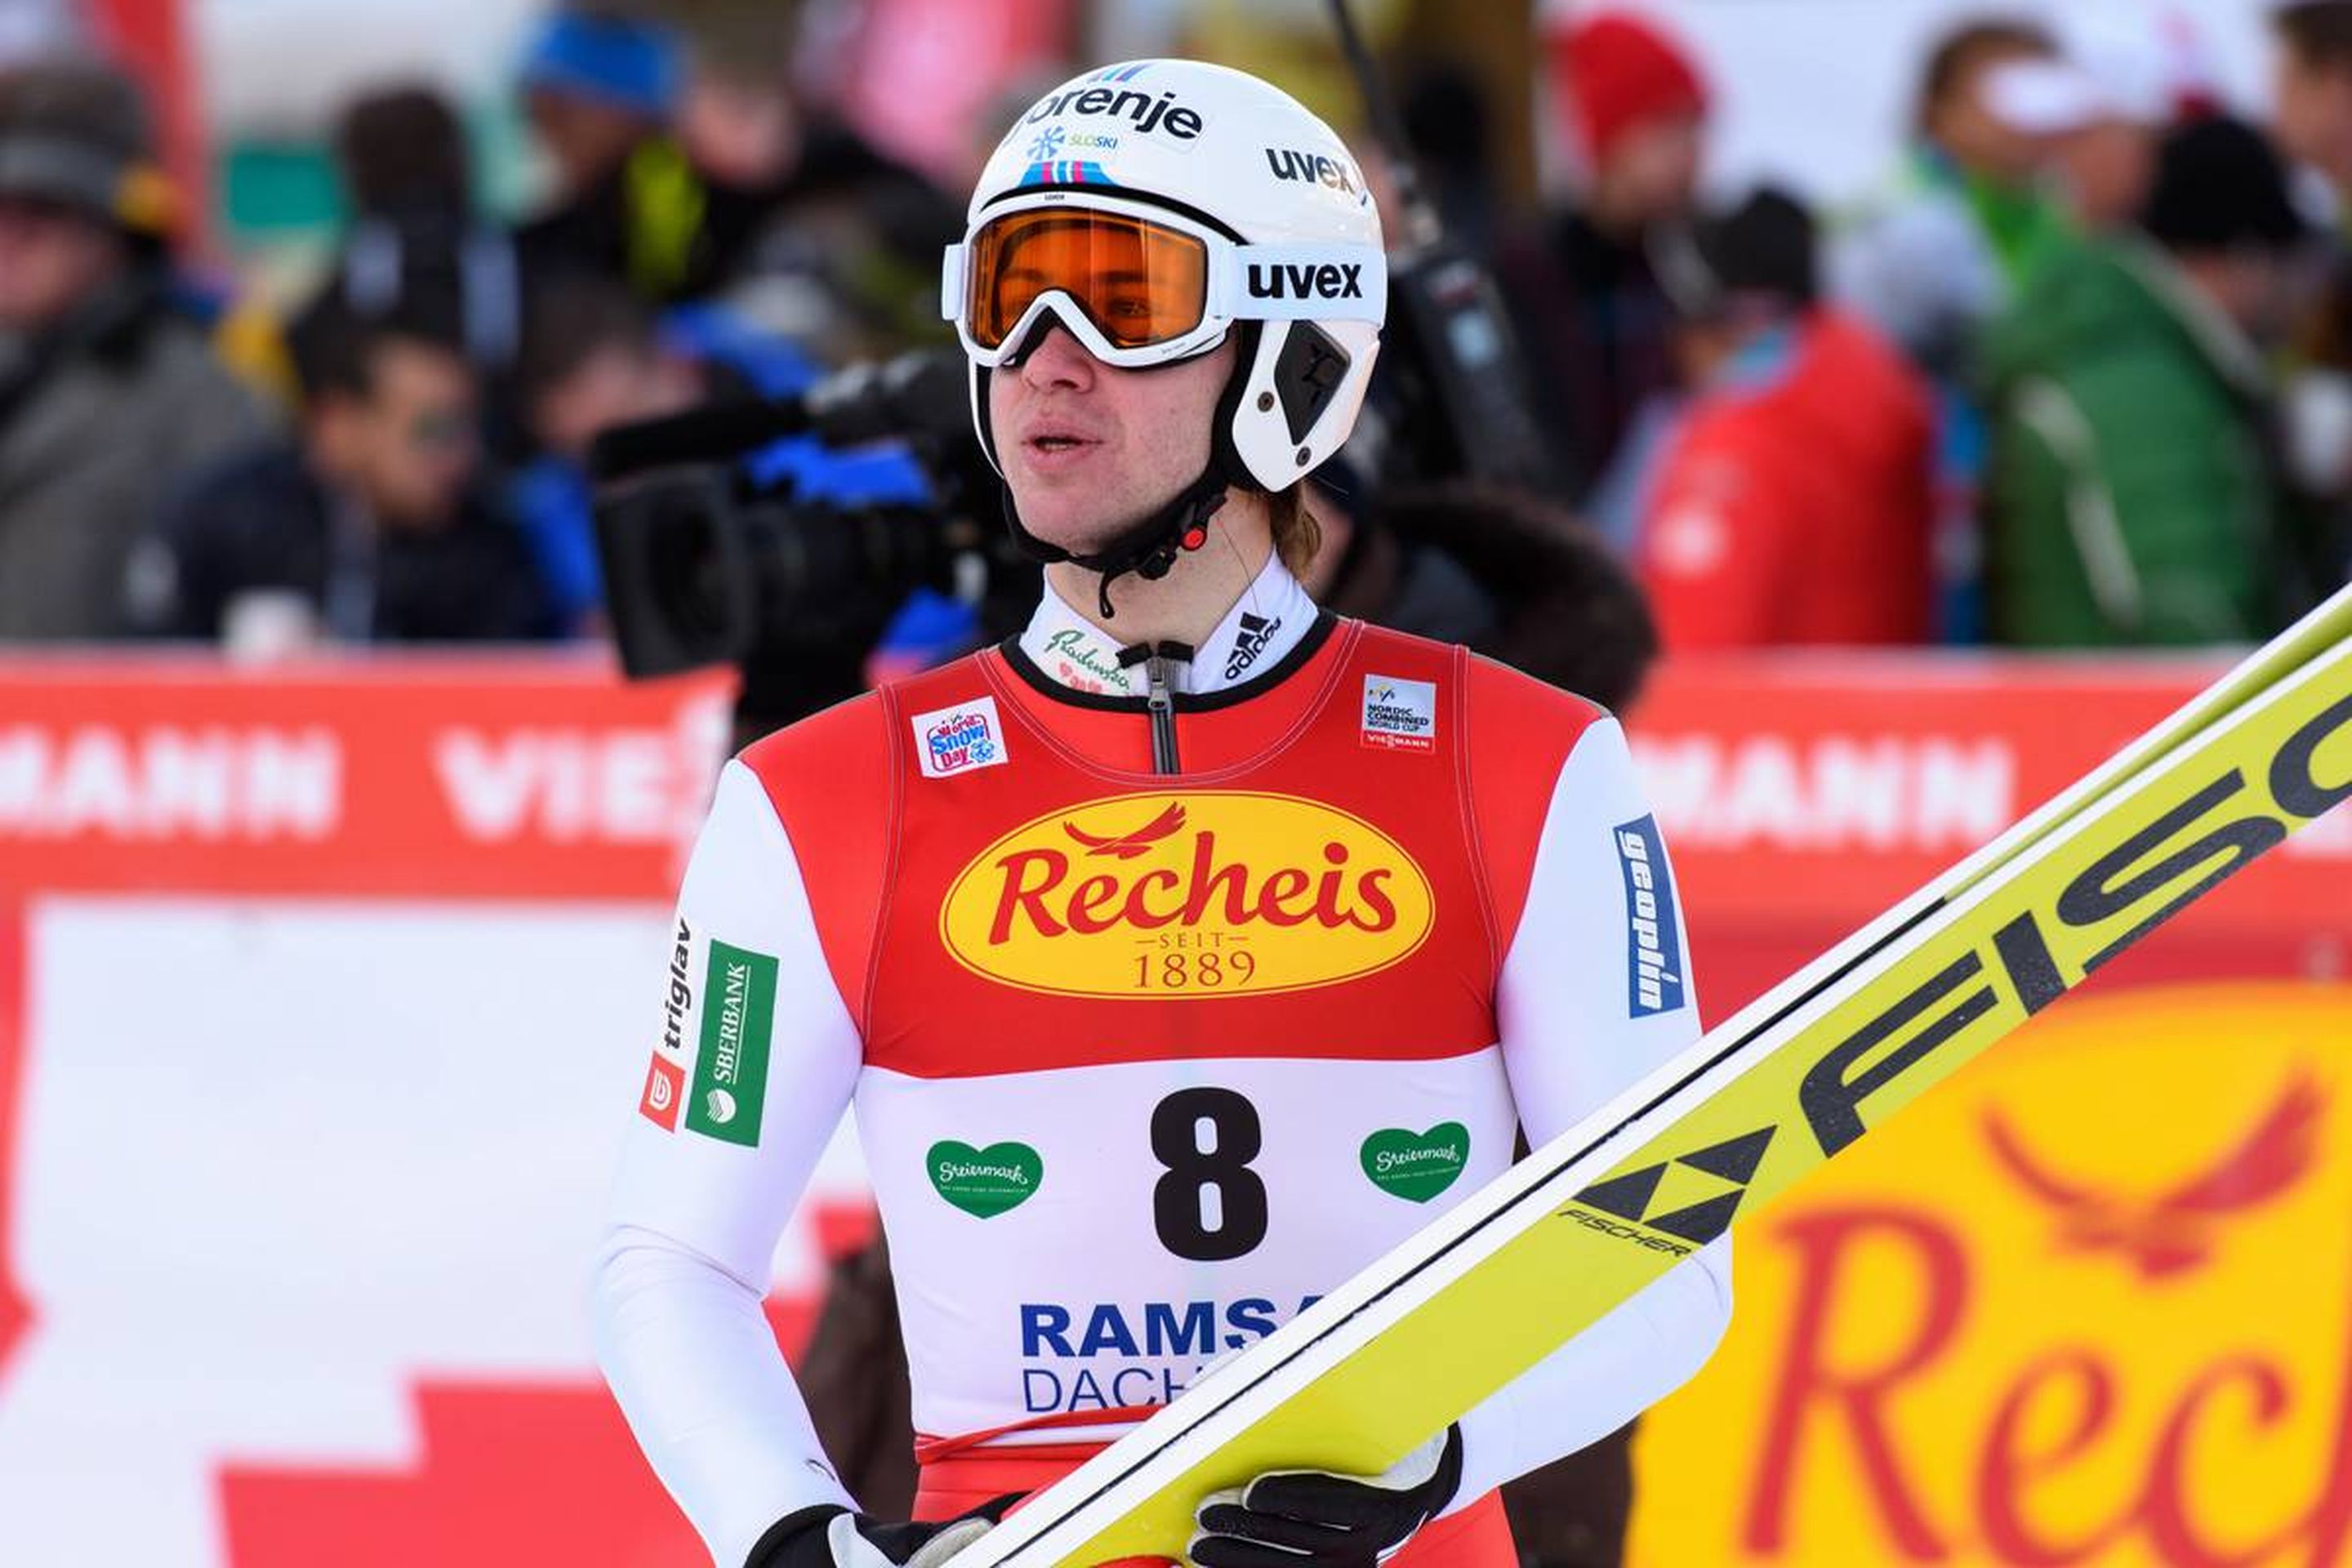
[684,941,777,1147]
[1361,1124,1469,1203]
[929,1140,1044,1218]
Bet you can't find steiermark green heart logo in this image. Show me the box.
[1361,1123,1470,1203]
[928,1140,1044,1218]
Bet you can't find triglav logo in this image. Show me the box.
[1245,261,1365,303]
[939,791,1433,998]
[637,1054,684,1130]
[658,916,693,1054]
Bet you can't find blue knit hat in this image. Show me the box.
[519,10,681,120]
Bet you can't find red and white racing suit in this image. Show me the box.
[595,558,1731,1566]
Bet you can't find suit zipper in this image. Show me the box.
[1118,639,1192,775]
[1144,653,1180,775]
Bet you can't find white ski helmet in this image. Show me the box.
[944,59,1387,506]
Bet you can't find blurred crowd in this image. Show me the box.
[1512,2,2352,653]
[0,0,2348,666]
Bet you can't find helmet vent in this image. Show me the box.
[1272,322,1352,445]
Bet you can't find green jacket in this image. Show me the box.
[1982,237,2281,647]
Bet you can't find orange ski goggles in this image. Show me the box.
[946,194,1385,368]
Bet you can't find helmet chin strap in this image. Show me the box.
[987,316,1257,621]
[999,465,1230,621]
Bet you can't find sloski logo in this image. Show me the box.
[1224,612,1282,681]
[1027,123,1120,163]
[1361,676,1437,752]
[1615,814,1686,1017]
[929,1140,1044,1218]
[913,697,1009,779]
[1361,1124,1470,1203]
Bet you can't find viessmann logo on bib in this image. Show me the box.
[939,791,1433,998]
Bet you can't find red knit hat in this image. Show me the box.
[1547,10,1709,165]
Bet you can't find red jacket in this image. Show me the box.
[1635,310,1936,649]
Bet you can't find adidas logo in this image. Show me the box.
[1566,1125,1776,1250]
[1224,612,1282,681]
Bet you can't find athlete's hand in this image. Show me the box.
[1187,1424,1463,1566]
[745,1502,1002,1568]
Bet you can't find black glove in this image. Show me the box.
[1188,1425,1464,1567]
[746,1500,1005,1568]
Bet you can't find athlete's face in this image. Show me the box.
[989,327,1236,555]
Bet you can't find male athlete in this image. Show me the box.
[595,60,1731,1568]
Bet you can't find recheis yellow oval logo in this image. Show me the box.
[940,791,1433,998]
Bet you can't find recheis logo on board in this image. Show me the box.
[1628,983,2352,1568]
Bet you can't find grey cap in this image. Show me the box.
[0,59,169,234]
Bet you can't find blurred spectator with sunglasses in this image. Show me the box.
[127,296,555,651]
[0,58,268,640]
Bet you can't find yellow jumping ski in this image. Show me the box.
[957,583,2352,1567]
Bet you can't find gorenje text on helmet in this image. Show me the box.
[1022,83,1204,142]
